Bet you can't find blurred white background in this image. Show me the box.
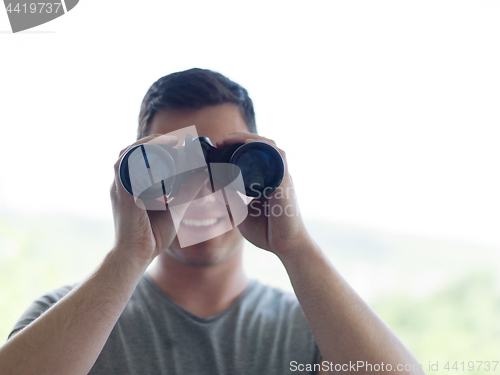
[1,1,499,246]
[1,1,499,365]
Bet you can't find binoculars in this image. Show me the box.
[119,135,284,200]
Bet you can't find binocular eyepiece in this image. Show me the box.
[119,135,285,200]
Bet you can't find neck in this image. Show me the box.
[147,247,249,318]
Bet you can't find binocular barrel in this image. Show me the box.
[119,136,284,200]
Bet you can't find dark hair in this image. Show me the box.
[137,68,256,139]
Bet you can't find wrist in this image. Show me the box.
[106,245,153,275]
[277,237,330,285]
[81,247,151,306]
[274,232,317,262]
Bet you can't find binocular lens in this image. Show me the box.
[231,143,284,197]
[120,144,176,200]
[120,136,285,200]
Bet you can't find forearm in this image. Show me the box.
[0,247,149,375]
[278,238,424,375]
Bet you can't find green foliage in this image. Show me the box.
[0,211,114,341]
[372,270,500,374]
[1,210,498,374]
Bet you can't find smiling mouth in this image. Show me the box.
[180,218,222,227]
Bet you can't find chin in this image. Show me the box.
[165,230,243,267]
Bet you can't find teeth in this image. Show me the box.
[181,218,218,227]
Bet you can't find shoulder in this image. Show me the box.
[37,284,75,304]
[21,283,75,312]
[9,284,75,339]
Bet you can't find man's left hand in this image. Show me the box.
[216,132,312,258]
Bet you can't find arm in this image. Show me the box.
[217,132,425,375]
[0,134,201,375]
[280,237,424,375]
[0,248,149,375]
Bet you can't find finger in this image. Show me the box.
[110,180,117,199]
[114,134,179,174]
[118,134,178,159]
[111,135,181,214]
[215,132,256,147]
[216,133,276,148]
[146,134,180,147]
[112,162,139,208]
[118,134,161,158]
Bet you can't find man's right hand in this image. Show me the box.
[0,133,215,375]
[110,134,210,264]
[0,134,192,375]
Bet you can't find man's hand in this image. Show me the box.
[0,134,219,375]
[111,134,210,263]
[219,132,424,375]
[216,132,311,258]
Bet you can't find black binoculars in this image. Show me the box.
[119,135,284,200]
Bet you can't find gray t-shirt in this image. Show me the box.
[10,274,321,374]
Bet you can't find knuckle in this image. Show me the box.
[266,138,277,145]
[118,146,132,158]
[113,161,123,176]
[276,147,286,158]
[110,183,117,197]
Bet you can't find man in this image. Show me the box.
[0,68,424,374]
